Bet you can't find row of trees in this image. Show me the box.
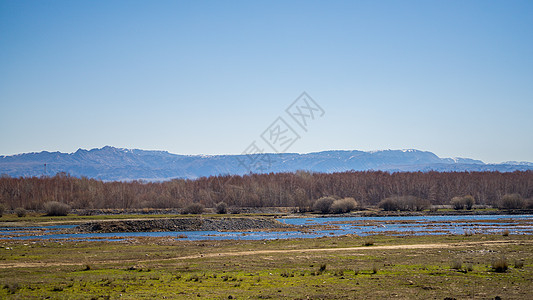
[0,171,532,211]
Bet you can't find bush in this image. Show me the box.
[463,195,475,210]
[182,203,204,214]
[44,201,71,216]
[465,263,473,272]
[4,283,19,294]
[514,260,524,269]
[451,195,475,210]
[363,239,374,246]
[14,207,26,217]
[0,204,4,217]
[378,198,400,211]
[450,259,462,270]
[499,194,525,209]
[229,207,241,214]
[411,197,431,211]
[451,197,463,210]
[492,257,508,273]
[527,198,533,209]
[215,202,228,214]
[318,264,327,273]
[378,196,430,211]
[330,197,358,214]
[312,197,335,214]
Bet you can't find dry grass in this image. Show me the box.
[14,208,26,218]
[44,201,71,216]
[450,259,463,270]
[492,257,508,273]
[0,234,531,299]
[514,260,524,269]
[363,239,375,246]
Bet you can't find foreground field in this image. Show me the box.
[0,234,531,299]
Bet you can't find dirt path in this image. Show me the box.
[167,240,525,261]
[0,239,526,269]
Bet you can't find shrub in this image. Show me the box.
[44,201,71,216]
[379,196,430,211]
[280,271,294,278]
[492,257,508,273]
[15,207,26,217]
[514,260,524,269]
[215,202,227,214]
[4,283,19,294]
[412,197,431,211]
[182,203,204,214]
[463,195,475,210]
[378,198,400,211]
[318,264,327,273]
[451,195,475,210]
[450,259,462,270]
[312,197,335,214]
[523,197,533,209]
[0,204,4,217]
[527,198,533,209]
[363,239,374,246]
[465,263,473,272]
[451,197,463,210]
[330,197,358,214]
[499,194,525,209]
[229,207,241,214]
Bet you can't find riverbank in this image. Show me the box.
[1,208,531,229]
[74,217,294,233]
[2,207,531,225]
[307,208,533,218]
[2,214,530,241]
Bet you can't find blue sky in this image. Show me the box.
[1,0,532,163]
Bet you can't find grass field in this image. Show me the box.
[1,233,531,299]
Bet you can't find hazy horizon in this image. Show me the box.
[4,145,533,165]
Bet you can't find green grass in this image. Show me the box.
[0,234,531,299]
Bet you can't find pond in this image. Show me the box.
[1,215,532,242]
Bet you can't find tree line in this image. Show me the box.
[0,170,531,211]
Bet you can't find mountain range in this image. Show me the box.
[1,146,532,181]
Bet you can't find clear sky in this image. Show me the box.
[1,0,532,163]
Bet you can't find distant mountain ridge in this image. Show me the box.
[1,146,531,181]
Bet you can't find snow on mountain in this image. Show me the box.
[0,146,531,181]
[501,161,533,166]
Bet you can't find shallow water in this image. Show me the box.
[1,215,531,241]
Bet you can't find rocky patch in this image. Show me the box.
[74,217,294,233]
